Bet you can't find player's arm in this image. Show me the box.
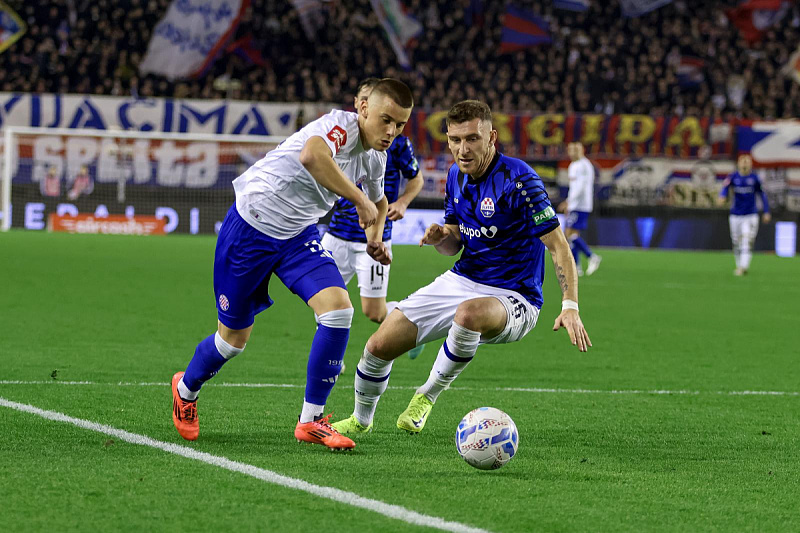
[755,178,771,223]
[716,177,731,206]
[365,196,392,265]
[419,223,462,255]
[388,169,424,221]
[299,136,378,227]
[539,227,592,352]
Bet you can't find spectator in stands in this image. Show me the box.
[2,0,798,119]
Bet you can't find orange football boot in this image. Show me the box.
[171,371,199,441]
[294,414,355,451]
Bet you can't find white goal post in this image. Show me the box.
[1,126,286,234]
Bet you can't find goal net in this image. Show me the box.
[1,127,285,234]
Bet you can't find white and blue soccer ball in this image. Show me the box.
[455,407,519,470]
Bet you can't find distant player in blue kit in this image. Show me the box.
[718,154,771,276]
[170,79,414,450]
[333,100,591,435]
[322,78,424,327]
[558,142,601,276]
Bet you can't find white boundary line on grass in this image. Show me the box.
[0,396,491,533]
[1,380,799,396]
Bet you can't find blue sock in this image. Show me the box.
[570,240,581,266]
[304,324,348,406]
[183,334,228,391]
[574,237,593,258]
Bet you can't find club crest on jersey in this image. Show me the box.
[218,294,230,311]
[480,197,495,218]
[326,126,347,154]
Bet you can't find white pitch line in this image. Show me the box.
[0,396,490,533]
[1,380,799,397]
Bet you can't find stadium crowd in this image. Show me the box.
[3,0,799,118]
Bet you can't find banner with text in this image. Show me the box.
[406,111,738,159]
[0,92,321,136]
[139,0,247,80]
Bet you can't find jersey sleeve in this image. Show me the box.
[398,137,421,180]
[444,165,458,225]
[304,111,356,157]
[512,170,559,237]
[363,151,386,203]
[754,176,770,213]
[719,174,732,198]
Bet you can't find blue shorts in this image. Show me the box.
[213,205,346,330]
[566,211,590,231]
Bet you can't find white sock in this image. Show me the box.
[741,250,752,270]
[353,349,393,426]
[741,237,753,270]
[299,401,324,423]
[417,322,480,403]
[178,378,198,401]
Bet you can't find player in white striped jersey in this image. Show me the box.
[558,142,601,276]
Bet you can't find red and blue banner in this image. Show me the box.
[500,5,551,53]
[406,111,738,159]
[726,0,789,43]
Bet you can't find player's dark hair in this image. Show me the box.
[356,77,381,96]
[446,100,492,127]
[371,78,414,109]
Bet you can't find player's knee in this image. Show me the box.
[453,300,486,332]
[363,307,386,324]
[317,307,354,329]
[215,331,245,359]
[365,335,389,359]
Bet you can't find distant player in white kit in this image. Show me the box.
[718,154,770,276]
[170,79,414,450]
[558,142,601,276]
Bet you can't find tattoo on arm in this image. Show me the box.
[556,264,568,294]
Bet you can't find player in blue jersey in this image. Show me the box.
[333,100,591,435]
[718,154,770,276]
[170,79,414,450]
[322,78,424,326]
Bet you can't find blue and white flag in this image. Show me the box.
[553,0,589,12]
[619,0,673,17]
[139,0,247,80]
[370,0,423,70]
[0,1,26,54]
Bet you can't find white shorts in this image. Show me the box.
[397,270,540,346]
[321,232,392,298]
[729,214,759,244]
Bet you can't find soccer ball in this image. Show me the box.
[455,407,519,470]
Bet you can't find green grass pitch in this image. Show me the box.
[1,230,798,532]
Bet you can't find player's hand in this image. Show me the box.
[356,197,379,229]
[557,201,568,214]
[419,223,450,247]
[716,196,727,207]
[367,241,392,265]
[387,201,408,221]
[553,309,592,352]
[762,212,772,224]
